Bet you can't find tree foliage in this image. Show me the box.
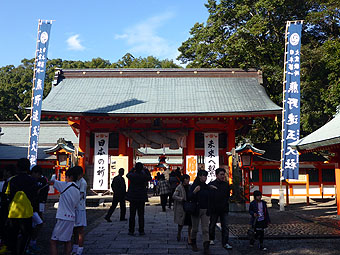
[178,0,340,142]
[0,55,180,121]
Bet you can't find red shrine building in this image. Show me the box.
[36,68,334,196]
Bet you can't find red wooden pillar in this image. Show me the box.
[119,133,127,156]
[127,145,134,172]
[183,147,187,174]
[334,151,340,216]
[187,119,195,155]
[78,118,86,173]
[259,167,263,194]
[244,167,250,204]
[184,119,196,174]
[227,118,235,183]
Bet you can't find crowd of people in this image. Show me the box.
[0,160,270,255]
[0,159,87,255]
[103,164,270,255]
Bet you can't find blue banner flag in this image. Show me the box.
[28,20,52,169]
[281,21,302,180]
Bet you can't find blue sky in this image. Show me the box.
[0,0,209,67]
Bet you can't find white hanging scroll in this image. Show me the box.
[110,156,129,192]
[93,133,109,190]
[204,133,219,183]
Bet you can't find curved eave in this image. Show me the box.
[44,144,75,154]
[41,110,281,118]
[291,138,340,153]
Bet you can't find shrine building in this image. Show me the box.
[40,68,282,190]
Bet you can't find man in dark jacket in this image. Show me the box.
[125,163,151,236]
[6,158,38,255]
[208,168,232,250]
[104,168,127,222]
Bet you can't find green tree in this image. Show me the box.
[178,0,340,141]
[0,55,180,121]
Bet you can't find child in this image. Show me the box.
[50,167,80,255]
[72,166,87,255]
[249,190,270,251]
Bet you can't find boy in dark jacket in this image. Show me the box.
[249,190,270,251]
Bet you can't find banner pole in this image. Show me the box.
[279,21,290,211]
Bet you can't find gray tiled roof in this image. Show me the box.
[290,113,340,151]
[0,122,78,146]
[0,122,78,160]
[41,70,280,116]
[0,145,55,160]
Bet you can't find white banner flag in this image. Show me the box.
[204,133,219,183]
[93,133,109,190]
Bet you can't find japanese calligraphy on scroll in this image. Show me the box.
[186,155,198,183]
[28,20,52,169]
[93,133,109,190]
[204,133,219,183]
[281,21,302,180]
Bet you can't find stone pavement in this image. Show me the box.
[80,196,340,255]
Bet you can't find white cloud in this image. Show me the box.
[115,12,179,60]
[66,34,85,51]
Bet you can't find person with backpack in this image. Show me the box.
[5,158,38,255]
[0,165,16,254]
[50,167,80,255]
[28,165,49,253]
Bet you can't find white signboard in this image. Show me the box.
[204,133,219,183]
[93,133,109,190]
[110,156,129,191]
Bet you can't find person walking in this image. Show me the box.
[157,174,171,212]
[126,163,152,236]
[29,165,49,253]
[6,158,38,255]
[172,174,192,244]
[169,171,180,209]
[50,167,80,255]
[104,168,127,222]
[188,170,210,254]
[249,190,271,251]
[208,168,232,250]
[72,166,87,255]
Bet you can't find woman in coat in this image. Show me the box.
[172,174,192,244]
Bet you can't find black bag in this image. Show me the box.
[183,201,198,215]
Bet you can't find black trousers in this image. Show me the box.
[250,220,265,245]
[209,212,229,246]
[160,194,169,211]
[106,196,126,220]
[129,201,145,234]
[7,218,32,255]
